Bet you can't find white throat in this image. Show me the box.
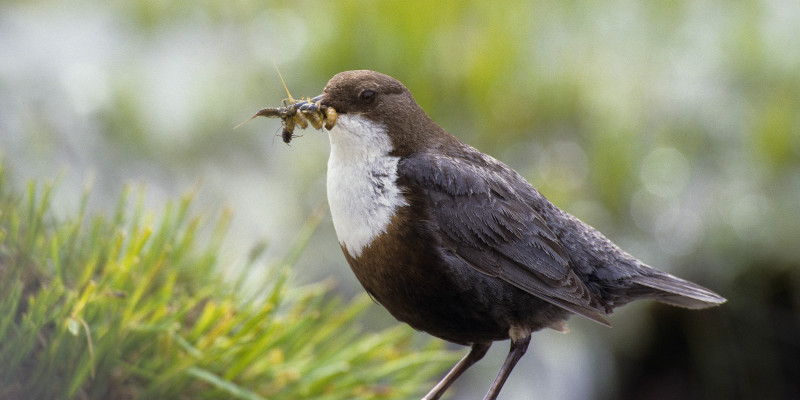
[326,114,408,258]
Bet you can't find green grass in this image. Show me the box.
[0,163,458,400]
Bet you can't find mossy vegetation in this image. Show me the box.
[0,164,456,400]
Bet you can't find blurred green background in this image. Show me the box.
[1,0,798,399]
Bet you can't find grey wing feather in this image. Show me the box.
[398,149,612,326]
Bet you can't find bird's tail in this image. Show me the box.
[632,272,726,309]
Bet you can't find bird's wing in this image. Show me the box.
[397,147,611,326]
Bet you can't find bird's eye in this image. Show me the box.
[359,90,376,103]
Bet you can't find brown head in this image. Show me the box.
[319,70,450,156]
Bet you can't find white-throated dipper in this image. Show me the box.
[310,70,725,400]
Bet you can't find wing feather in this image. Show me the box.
[398,147,611,325]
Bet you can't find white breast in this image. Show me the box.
[326,114,408,258]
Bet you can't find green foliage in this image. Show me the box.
[0,164,457,400]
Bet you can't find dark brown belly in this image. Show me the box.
[344,249,506,344]
[340,211,566,345]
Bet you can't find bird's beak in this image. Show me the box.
[295,94,325,114]
[292,94,337,131]
[295,94,326,112]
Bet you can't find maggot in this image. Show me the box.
[238,94,336,145]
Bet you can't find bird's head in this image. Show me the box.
[316,70,448,156]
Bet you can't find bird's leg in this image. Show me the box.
[483,328,531,400]
[423,342,491,400]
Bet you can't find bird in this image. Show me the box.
[310,70,725,400]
